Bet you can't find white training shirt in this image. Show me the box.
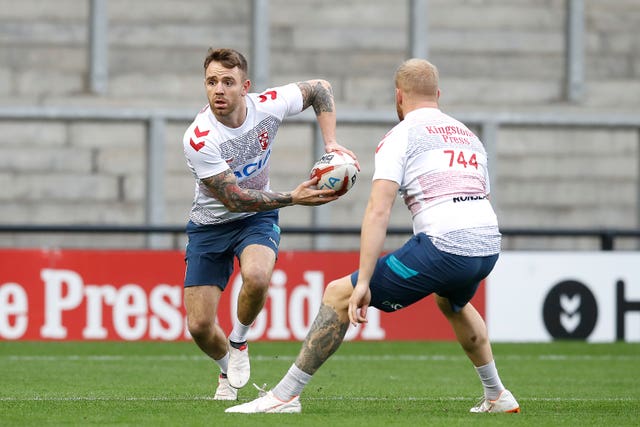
[183,83,304,225]
[373,107,501,256]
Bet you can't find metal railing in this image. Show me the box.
[1,105,640,248]
[86,0,586,100]
[1,223,639,251]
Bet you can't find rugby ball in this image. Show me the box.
[310,151,358,196]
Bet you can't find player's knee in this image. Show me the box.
[461,330,489,352]
[322,276,352,309]
[187,315,214,339]
[241,270,271,295]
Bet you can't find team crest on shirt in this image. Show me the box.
[258,130,269,150]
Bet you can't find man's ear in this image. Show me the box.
[395,88,402,105]
[242,79,251,96]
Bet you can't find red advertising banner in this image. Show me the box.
[0,249,484,341]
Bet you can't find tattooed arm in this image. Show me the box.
[297,80,358,164]
[201,169,337,212]
[297,79,335,118]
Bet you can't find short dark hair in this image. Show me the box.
[204,48,248,78]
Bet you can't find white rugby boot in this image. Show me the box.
[470,389,520,413]
[225,390,301,413]
[213,374,237,401]
[227,340,250,388]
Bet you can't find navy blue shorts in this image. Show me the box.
[184,211,281,288]
[350,233,498,313]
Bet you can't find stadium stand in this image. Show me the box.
[0,0,638,250]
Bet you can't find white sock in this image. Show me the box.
[214,352,230,376]
[272,364,312,401]
[475,360,505,400]
[228,320,251,344]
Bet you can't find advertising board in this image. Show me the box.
[0,249,469,341]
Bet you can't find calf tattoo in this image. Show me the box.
[295,303,349,374]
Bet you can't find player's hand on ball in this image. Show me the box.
[291,177,338,206]
[310,151,359,196]
[325,143,360,171]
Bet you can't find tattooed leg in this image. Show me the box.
[295,303,349,375]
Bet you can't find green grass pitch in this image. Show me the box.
[1,340,638,426]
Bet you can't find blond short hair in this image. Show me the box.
[395,58,439,98]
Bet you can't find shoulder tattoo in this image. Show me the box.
[297,80,335,115]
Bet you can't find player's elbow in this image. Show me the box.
[367,203,393,222]
[215,196,243,212]
[223,201,246,213]
[225,205,243,213]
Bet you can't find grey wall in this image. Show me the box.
[0,0,638,250]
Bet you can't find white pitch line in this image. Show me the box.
[0,396,637,403]
[1,354,639,362]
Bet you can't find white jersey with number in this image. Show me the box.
[182,83,303,225]
[373,107,500,256]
